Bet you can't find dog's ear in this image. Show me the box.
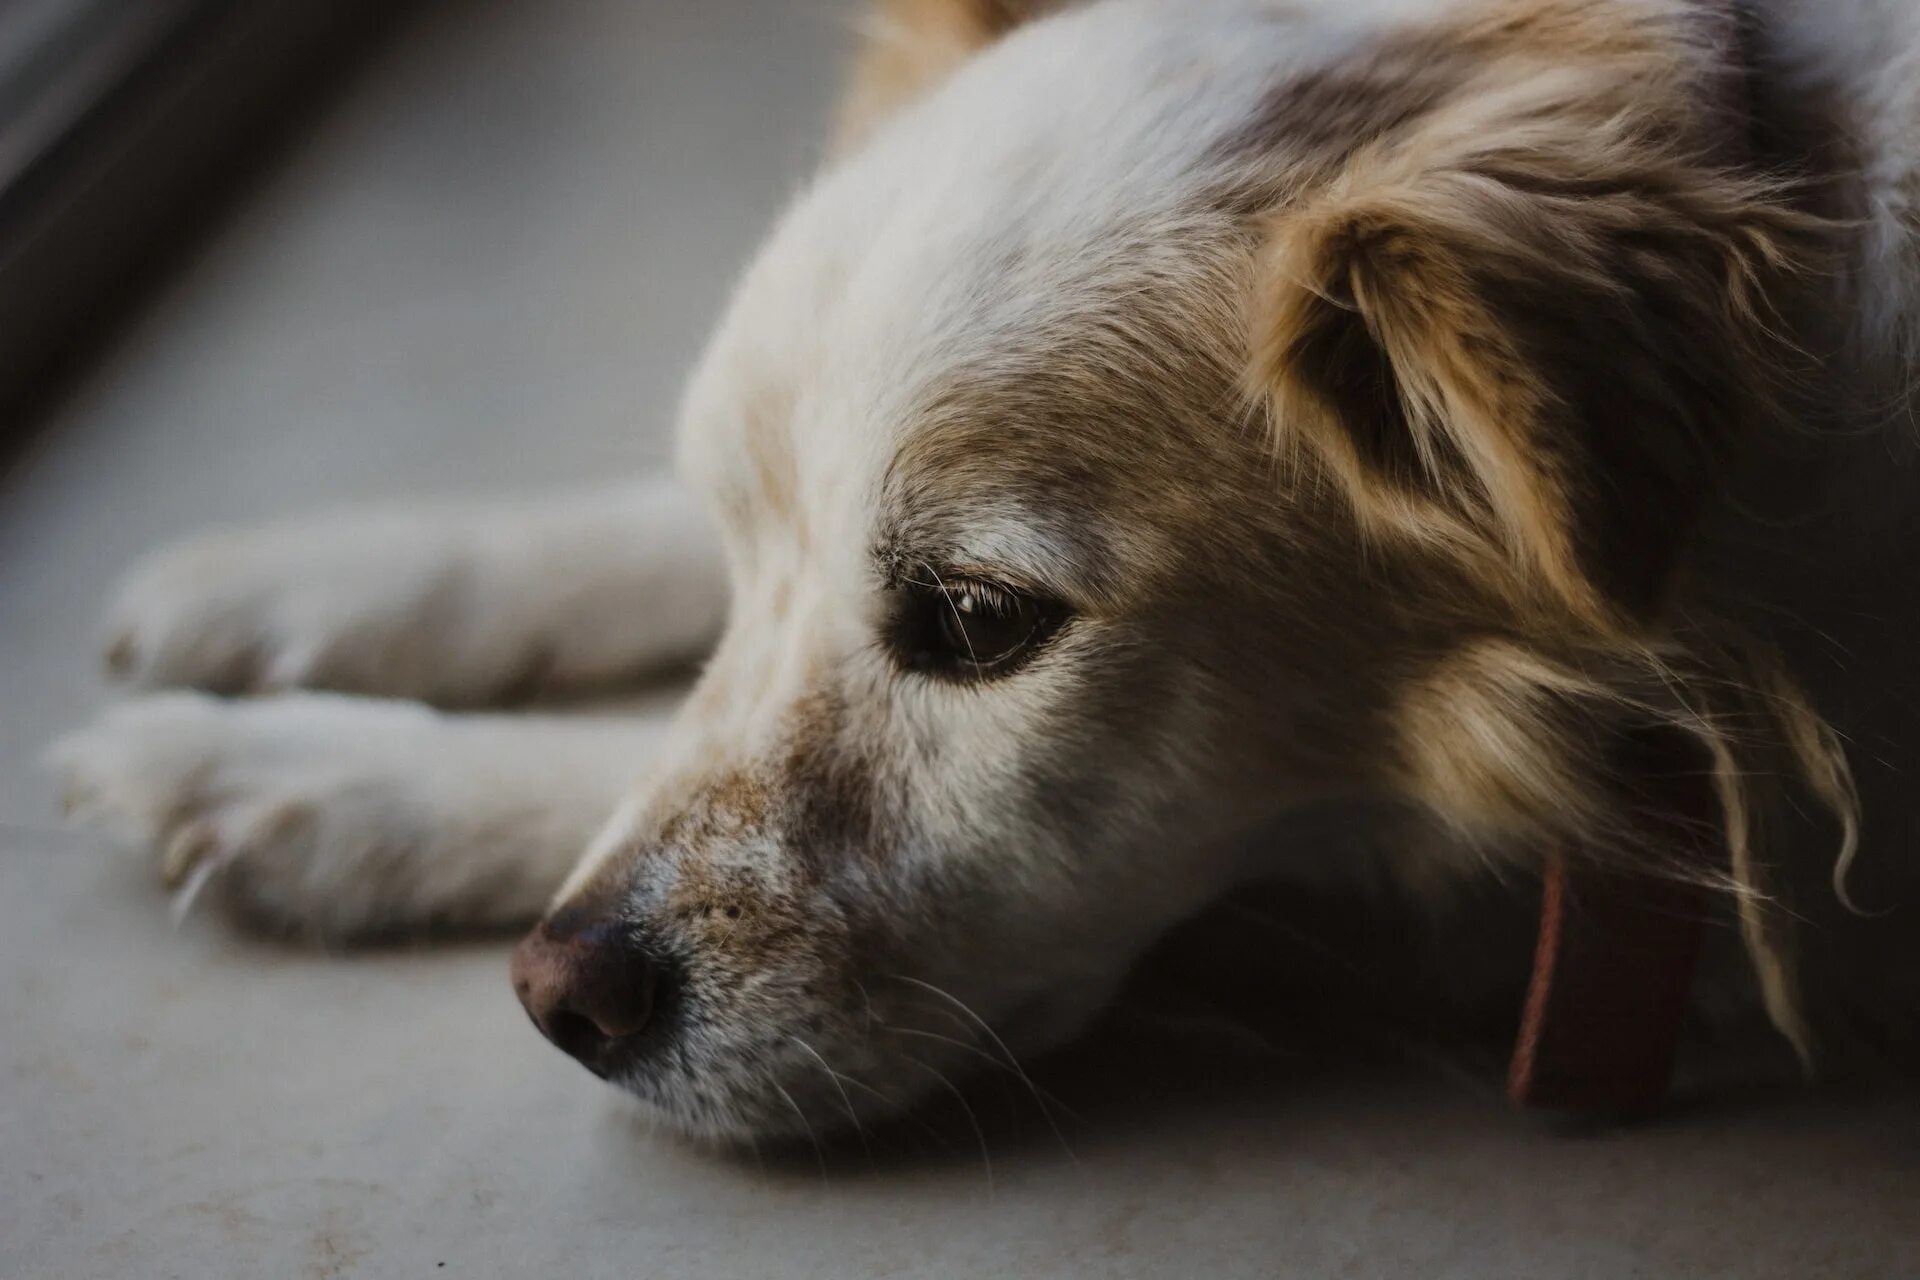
[833,0,1057,152]
[1249,75,1823,629]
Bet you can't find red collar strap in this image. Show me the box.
[1508,860,1709,1110]
[1504,0,1753,1116]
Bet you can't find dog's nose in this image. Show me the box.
[510,913,662,1076]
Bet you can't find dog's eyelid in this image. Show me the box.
[875,550,1085,614]
[937,562,1048,600]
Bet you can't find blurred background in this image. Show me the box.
[1,2,1915,1276]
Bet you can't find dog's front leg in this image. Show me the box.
[50,692,670,938]
[98,477,726,706]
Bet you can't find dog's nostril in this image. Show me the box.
[510,918,664,1074]
[566,948,658,1042]
[545,1008,615,1068]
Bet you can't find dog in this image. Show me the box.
[52,0,1920,1141]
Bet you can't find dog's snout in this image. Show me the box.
[511,914,666,1076]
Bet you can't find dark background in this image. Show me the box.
[0,0,408,424]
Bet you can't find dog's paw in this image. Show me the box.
[49,692,460,938]
[99,515,481,701]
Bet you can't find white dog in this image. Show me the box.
[54,0,1920,1140]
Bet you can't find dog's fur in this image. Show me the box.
[53,0,1920,1140]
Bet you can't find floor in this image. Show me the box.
[2,1,1917,1275]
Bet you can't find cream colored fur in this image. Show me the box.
[51,0,1920,1139]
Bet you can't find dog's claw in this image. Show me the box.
[104,631,138,678]
[259,644,320,693]
[161,822,220,890]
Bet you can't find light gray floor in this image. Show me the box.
[3,1,1917,1276]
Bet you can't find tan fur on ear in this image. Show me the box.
[1393,629,1858,1066]
[833,0,1054,154]
[1250,13,1827,630]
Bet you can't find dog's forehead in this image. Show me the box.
[676,0,1408,573]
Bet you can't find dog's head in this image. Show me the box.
[514,0,1851,1140]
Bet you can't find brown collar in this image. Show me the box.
[1504,0,1755,1118]
[1507,860,1709,1111]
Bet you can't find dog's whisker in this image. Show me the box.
[898,1053,994,1196]
[769,1079,828,1180]
[786,1034,872,1159]
[826,1066,957,1154]
[886,974,1078,1162]
[851,977,879,1043]
[742,1131,773,1193]
[916,561,980,668]
[885,1021,1088,1133]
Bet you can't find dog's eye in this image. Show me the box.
[893,575,1064,679]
